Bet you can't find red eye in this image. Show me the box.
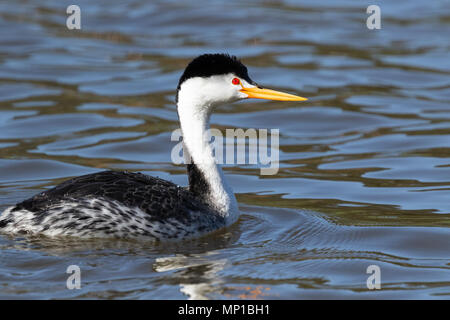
[232,78,240,85]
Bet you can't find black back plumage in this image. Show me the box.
[11,171,223,227]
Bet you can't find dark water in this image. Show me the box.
[0,0,449,299]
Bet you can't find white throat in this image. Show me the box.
[177,80,239,223]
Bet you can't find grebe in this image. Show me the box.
[0,54,307,240]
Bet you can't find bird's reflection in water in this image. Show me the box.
[154,252,227,300]
[152,226,241,300]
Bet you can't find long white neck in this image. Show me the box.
[177,93,239,224]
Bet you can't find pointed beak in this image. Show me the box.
[240,85,307,101]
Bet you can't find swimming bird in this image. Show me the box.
[0,53,307,240]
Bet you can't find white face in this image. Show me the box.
[177,73,254,112]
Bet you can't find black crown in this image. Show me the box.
[177,53,254,89]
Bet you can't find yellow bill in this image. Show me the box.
[240,86,307,101]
